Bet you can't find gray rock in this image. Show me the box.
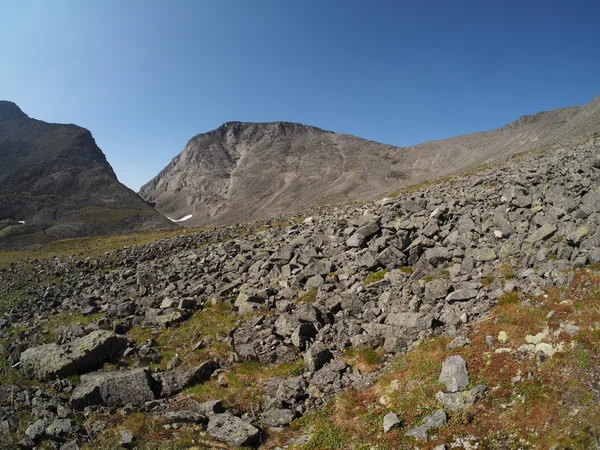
[196,399,225,415]
[25,419,47,441]
[435,384,487,411]
[119,429,134,448]
[20,330,127,380]
[446,335,471,350]
[377,246,407,269]
[163,410,208,424]
[304,342,333,371]
[347,221,380,248]
[154,360,219,397]
[262,408,296,427]
[291,323,318,350]
[439,355,469,393]
[425,279,449,301]
[383,412,401,433]
[474,248,497,262]
[235,292,265,314]
[60,441,80,450]
[45,419,73,437]
[423,247,451,267]
[207,413,260,447]
[446,289,478,302]
[276,377,308,406]
[526,224,557,244]
[405,409,447,441]
[579,191,600,217]
[70,368,156,409]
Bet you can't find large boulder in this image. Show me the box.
[20,330,127,380]
[70,368,157,409]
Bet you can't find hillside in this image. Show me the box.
[139,95,600,227]
[0,101,173,249]
[1,136,600,448]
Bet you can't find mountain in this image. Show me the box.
[0,101,172,248]
[139,95,600,227]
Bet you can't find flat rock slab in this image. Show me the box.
[20,330,127,380]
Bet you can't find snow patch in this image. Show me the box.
[167,214,193,223]
[18,221,25,224]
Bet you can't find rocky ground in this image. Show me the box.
[2,138,600,449]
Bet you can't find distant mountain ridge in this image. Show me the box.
[0,101,172,249]
[139,94,600,227]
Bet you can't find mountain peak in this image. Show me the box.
[0,101,28,121]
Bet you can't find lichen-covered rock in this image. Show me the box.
[439,355,469,393]
[20,330,127,380]
[153,360,219,397]
[70,368,156,409]
[435,385,487,411]
[405,409,447,440]
[207,413,260,447]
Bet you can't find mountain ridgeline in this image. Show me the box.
[0,101,172,249]
[139,95,600,227]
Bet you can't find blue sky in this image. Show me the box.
[1,1,599,191]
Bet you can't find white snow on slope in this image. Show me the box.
[167,214,193,223]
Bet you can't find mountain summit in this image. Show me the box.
[139,95,600,227]
[0,101,172,248]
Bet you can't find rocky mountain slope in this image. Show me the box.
[0,101,173,249]
[139,95,600,227]
[2,137,600,448]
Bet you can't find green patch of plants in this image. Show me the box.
[297,289,318,303]
[344,346,382,366]
[398,266,414,275]
[498,291,519,306]
[481,274,495,288]
[186,358,305,416]
[127,302,239,369]
[499,263,515,280]
[363,270,388,285]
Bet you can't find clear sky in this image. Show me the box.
[1,1,599,191]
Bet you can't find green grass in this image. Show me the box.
[363,270,388,285]
[297,289,318,303]
[128,302,239,369]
